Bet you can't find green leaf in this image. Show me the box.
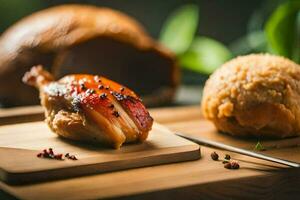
[292,11,300,63]
[159,4,199,55]
[229,31,268,56]
[179,37,232,75]
[265,1,300,59]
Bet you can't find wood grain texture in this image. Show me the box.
[0,106,44,125]
[0,122,200,184]
[0,105,201,125]
[0,106,300,200]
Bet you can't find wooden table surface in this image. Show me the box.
[1,105,300,200]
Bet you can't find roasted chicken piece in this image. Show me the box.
[23,66,153,148]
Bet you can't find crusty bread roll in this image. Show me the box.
[0,4,178,107]
[202,54,300,138]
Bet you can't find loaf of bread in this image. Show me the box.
[0,4,178,107]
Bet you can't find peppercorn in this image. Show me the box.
[224,162,232,169]
[108,104,114,109]
[224,154,231,160]
[80,83,87,90]
[230,161,240,169]
[112,111,120,117]
[99,93,107,99]
[36,148,78,161]
[98,85,104,89]
[105,86,110,90]
[54,154,63,160]
[49,148,54,155]
[211,151,219,161]
[120,87,125,92]
[224,161,240,170]
[86,89,95,95]
[69,155,78,160]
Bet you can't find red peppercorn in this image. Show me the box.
[54,154,63,160]
[224,161,240,170]
[37,149,78,161]
[230,161,240,169]
[69,155,78,160]
[224,162,232,169]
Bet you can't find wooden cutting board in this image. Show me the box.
[0,121,200,185]
[1,106,300,200]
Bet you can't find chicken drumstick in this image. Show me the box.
[23,66,153,148]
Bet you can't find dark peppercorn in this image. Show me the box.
[224,154,231,160]
[48,148,54,155]
[112,111,120,117]
[111,91,128,101]
[98,85,104,89]
[99,93,107,99]
[86,89,95,95]
[65,153,70,158]
[120,87,125,92]
[211,152,219,161]
[37,153,43,157]
[105,86,110,90]
[80,83,87,90]
[108,104,114,109]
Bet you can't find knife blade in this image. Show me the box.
[176,133,300,168]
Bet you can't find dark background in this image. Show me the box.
[0,0,270,106]
[0,0,262,45]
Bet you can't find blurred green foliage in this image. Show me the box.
[160,0,300,76]
[179,37,232,74]
[265,0,300,62]
[159,4,232,75]
[160,4,199,55]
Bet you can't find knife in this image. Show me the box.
[176,133,300,168]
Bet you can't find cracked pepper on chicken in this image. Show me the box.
[23,66,153,148]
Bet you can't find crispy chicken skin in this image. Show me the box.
[23,66,153,148]
[202,54,300,138]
